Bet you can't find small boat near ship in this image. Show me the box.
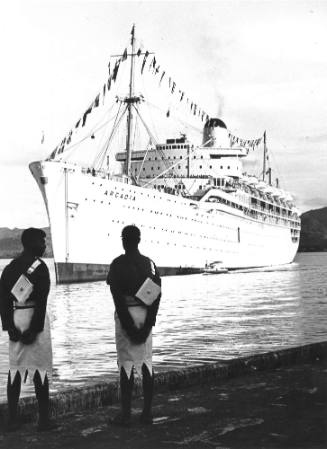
[203,261,228,275]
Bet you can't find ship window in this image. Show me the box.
[193,156,196,159]
[180,156,182,159]
[220,166,223,169]
[227,166,230,169]
[201,156,203,159]
[210,165,212,169]
[200,165,202,169]
[155,157,157,160]
[143,168,145,171]
[178,165,181,169]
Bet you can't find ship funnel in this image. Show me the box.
[202,118,230,148]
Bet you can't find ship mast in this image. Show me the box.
[125,25,136,178]
[123,25,153,178]
[262,130,267,182]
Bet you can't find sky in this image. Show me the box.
[0,0,326,228]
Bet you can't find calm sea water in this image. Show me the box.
[0,252,326,401]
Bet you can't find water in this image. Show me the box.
[0,252,326,401]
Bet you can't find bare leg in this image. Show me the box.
[112,367,134,426]
[34,371,49,428]
[141,363,154,424]
[6,371,21,430]
[33,372,56,431]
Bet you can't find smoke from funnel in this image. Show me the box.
[217,93,224,117]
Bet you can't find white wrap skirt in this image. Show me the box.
[115,306,152,379]
[9,308,53,385]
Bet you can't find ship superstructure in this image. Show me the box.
[30,28,300,283]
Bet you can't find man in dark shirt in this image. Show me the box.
[0,228,54,431]
[107,225,161,426]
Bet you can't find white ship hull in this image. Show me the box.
[30,160,299,283]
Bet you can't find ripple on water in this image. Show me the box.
[0,253,327,400]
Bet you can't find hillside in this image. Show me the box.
[0,227,53,258]
[298,207,327,252]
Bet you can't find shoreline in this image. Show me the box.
[1,341,326,427]
[0,251,326,260]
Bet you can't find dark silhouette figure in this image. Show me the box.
[107,225,161,426]
[0,228,56,431]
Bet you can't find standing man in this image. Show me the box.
[107,225,161,426]
[0,228,54,431]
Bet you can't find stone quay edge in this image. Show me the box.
[0,341,326,428]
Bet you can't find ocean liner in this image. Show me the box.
[30,27,301,283]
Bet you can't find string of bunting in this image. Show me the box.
[49,47,128,159]
[227,131,264,150]
[49,31,224,159]
[140,50,210,123]
[50,40,213,159]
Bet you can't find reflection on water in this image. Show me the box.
[0,252,326,401]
